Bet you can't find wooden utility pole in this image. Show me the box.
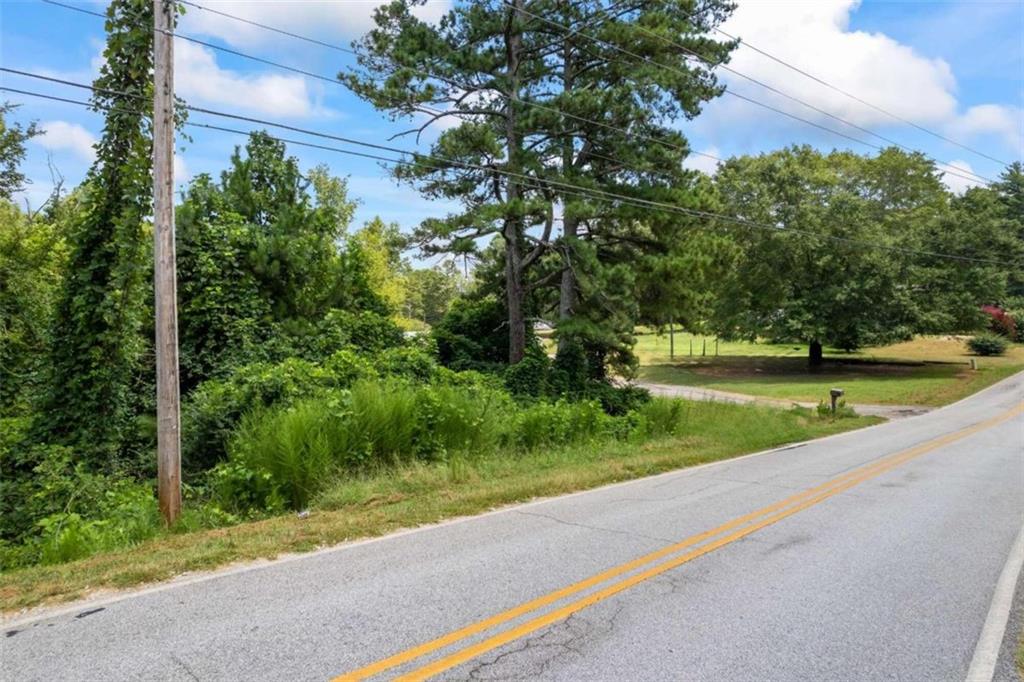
[153,0,181,525]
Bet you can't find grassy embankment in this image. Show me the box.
[0,400,875,614]
[634,334,1024,406]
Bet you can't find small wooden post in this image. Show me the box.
[702,338,706,357]
[154,0,181,526]
[689,338,693,357]
[669,319,675,360]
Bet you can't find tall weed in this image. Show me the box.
[230,402,335,510]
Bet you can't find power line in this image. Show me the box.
[512,2,998,186]
[4,80,1013,267]
[620,13,1003,183]
[673,4,1012,167]
[42,0,726,174]
[168,0,994,187]
[158,0,997,187]
[43,0,993,189]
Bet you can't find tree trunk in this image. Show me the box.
[555,33,577,361]
[504,0,526,364]
[556,215,577,357]
[505,224,526,363]
[809,340,823,367]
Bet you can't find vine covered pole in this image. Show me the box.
[153,0,181,525]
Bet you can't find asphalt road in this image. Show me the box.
[4,373,1023,682]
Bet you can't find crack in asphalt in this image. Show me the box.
[512,510,673,544]
[463,604,627,680]
[170,654,201,681]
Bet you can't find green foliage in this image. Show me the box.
[221,376,657,511]
[710,147,939,359]
[1009,310,1024,343]
[414,382,511,457]
[815,399,858,419]
[509,400,612,451]
[208,460,285,516]
[39,0,164,467]
[181,354,378,472]
[229,402,338,510]
[376,345,440,382]
[967,333,1008,356]
[433,296,508,370]
[0,438,161,568]
[504,353,550,397]
[351,216,408,313]
[402,261,464,326]
[634,398,687,438]
[176,134,391,390]
[0,102,40,200]
[0,202,68,414]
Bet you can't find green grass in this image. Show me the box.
[0,400,876,613]
[636,334,1024,407]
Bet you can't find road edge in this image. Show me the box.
[4,369,1021,630]
[967,521,1024,681]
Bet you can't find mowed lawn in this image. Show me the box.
[635,333,1024,407]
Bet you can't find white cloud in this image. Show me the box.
[35,121,97,162]
[683,147,721,175]
[174,155,190,188]
[180,0,451,49]
[696,0,1019,158]
[940,159,983,195]
[174,40,325,118]
[716,1,957,127]
[947,104,1023,154]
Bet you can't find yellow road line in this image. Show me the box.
[337,403,1023,681]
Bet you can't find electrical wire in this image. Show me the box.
[41,0,726,174]
[671,3,1012,167]
[3,80,1014,267]
[511,2,998,186]
[43,0,995,188]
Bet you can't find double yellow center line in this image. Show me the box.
[335,402,1023,681]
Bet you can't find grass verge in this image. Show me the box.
[0,401,877,614]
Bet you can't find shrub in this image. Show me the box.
[815,399,857,419]
[322,349,380,386]
[981,305,1017,339]
[504,354,550,397]
[585,382,650,416]
[182,356,370,472]
[967,333,1008,356]
[207,460,285,515]
[634,398,687,438]
[14,478,161,567]
[377,346,440,382]
[508,400,612,450]
[341,381,420,468]
[549,339,588,398]
[1008,310,1024,343]
[229,402,338,510]
[414,383,510,457]
[433,296,516,370]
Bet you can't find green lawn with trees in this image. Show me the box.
[1,0,1022,610]
[634,334,1024,406]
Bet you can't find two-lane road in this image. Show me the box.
[4,373,1023,681]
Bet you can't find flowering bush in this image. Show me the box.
[981,305,1017,339]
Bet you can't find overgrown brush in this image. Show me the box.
[229,402,337,510]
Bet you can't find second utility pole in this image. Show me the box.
[153,0,181,525]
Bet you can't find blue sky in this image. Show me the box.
[2,0,1021,248]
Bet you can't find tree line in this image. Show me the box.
[0,0,1021,566]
